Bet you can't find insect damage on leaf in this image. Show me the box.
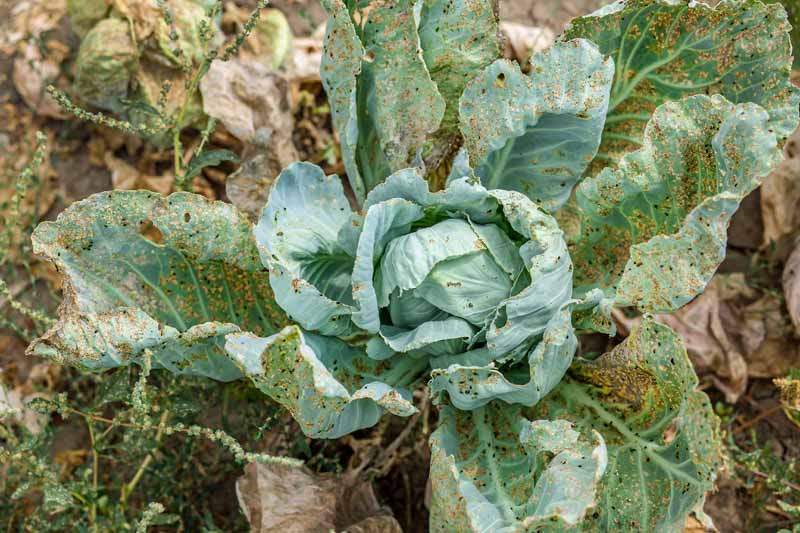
[28,190,287,380]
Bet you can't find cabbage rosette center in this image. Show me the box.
[237,162,577,417]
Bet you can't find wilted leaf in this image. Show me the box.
[225,326,417,439]
[784,239,800,335]
[27,190,287,380]
[458,39,613,211]
[762,126,800,247]
[73,17,139,113]
[200,59,296,149]
[429,402,606,531]
[563,0,800,172]
[499,22,555,65]
[66,0,109,37]
[236,462,401,533]
[571,95,781,314]
[13,41,66,119]
[534,318,724,532]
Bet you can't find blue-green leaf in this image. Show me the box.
[563,0,800,172]
[429,304,576,409]
[254,162,358,336]
[459,39,614,211]
[429,402,607,532]
[533,318,724,532]
[570,95,781,314]
[225,326,417,439]
[27,191,287,380]
[321,0,445,202]
[417,0,500,171]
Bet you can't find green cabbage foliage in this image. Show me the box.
[320,0,500,201]
[562,0,800,173]
[30,0,800,530]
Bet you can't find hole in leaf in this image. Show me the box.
[495,72,506,88]
[183,212,191,223]
[139,219,164,245]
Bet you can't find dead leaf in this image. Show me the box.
[288,24,326,83]
[200,58,297,216]
[226,150,278,221]
[741,294,799,379]
[104,153,173,194]
[784,238,800,335]
[236,463,401,533]
[499,22,555,65]
[13,40,67,119]
[200,59,296,149]
[761,126,800,247]
[0,382,47,435]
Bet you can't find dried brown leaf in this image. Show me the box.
[236,463,401,533]
[783,238,800,335]
[499,22,554,65]
[761,126,800,246]
[12,41,66,119]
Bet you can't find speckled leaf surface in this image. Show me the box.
[429,402,606,532]
[533,318,724,532]
[254,162,358,337]
[349,169,573,367]
[563,0,800,172]
[429,304,576,410]
[458,40,614,211]
[27,191,287,380]
[320,0,365,200]
[417,0,500,171]
[570,95,781,313]
[225,326,417,439]
[321,0,445,202]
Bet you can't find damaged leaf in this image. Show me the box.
[571,95,781,314]
[429,402,606,531]
[458,39,614,211]
[533,318,724,532]
[27,191,287,380]
[225,326,417,439]
[563,0,800,172]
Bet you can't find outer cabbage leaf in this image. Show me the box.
[254,162,358,337]
[27,191,287,380]
[563,0,800,172]
[320,0,445,202]
[458,39,614,211]
[570,95,781,313]
[320,0,364,201]
[533,318,724,532]
[429,402,606,532]
[417,0,500,174]
[225,326,418,439]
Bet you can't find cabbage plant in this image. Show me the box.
[29,0,799,530]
